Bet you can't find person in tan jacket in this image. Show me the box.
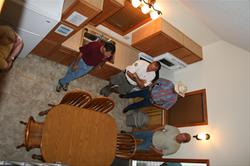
[0,25,23,71]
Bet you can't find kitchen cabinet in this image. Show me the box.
[89,63,121,80]
[90,0,151,36]
[32,29,82,66]
[132,18,203,64]
[102,0,151,36]
[33,0,104,60]
[90,0,124,26]
[0,0,64,58]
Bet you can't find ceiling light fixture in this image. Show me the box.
[131,0,162,20]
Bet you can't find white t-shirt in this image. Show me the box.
[152,125,180,155]
[125,60,156,87]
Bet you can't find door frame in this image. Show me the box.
[167,89,208,127]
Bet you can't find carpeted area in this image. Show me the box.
[0,54,131,162]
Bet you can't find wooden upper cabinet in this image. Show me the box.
[93,0,151,36]
[132,18,203,64]
[45,0,104,44]
[62,0,103,28]
[90,0,124,26]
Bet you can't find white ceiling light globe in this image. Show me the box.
[150,11,159,20]
[141,4,150,14]
[132,0,141,8]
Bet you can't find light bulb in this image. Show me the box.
[132,0,141,8]
[153,2,161,11]
[197,133,207,140]
[194,133,210,140]
[150,11,159,20]
[141,4,150,14]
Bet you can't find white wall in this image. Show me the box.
[165,41,250,166]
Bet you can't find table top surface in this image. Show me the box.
[41,104,117,166]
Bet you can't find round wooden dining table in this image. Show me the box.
[41,104,117,166]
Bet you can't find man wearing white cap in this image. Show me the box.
[120,78,188,113]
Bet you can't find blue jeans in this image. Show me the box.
[123,88,152,112]
[59,59,93,86]
[131,131,153,151]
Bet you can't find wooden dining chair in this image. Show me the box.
[83,97,115,113]
[16,116,43,151]
[39,90,92,116]
[115,133,137,159]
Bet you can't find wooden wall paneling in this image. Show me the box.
[90,0,124,26]
[89,63,121,80]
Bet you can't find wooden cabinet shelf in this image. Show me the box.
[132,18,203,64]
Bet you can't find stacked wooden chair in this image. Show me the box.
[84,97,115,113]
[115,133,137,159]
[39,90,92,116]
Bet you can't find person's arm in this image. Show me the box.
[152,126,165,132]
[89,61,104,72]
[127,71,146,89]
[72,52,83,71]
[8,33,23,60]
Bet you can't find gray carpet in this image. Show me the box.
[0,54,131,162]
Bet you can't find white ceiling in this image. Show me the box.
[171,0,250,52]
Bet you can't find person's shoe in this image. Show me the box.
[100,86,112,97]
[110,84,119,89]
[62,83,69,91]
[56,83,62,92]
[120,130,127,133]
[119,94,126,98]
[122,109,129,113]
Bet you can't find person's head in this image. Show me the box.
[101,41,116,58]
[147,61,161,72]
[176,133,191,144]
[174,81,188,97]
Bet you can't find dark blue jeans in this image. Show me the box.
[131,131,153,151]
[123,88,152,112]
